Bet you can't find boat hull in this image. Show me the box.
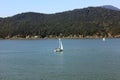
[54,48,63,52]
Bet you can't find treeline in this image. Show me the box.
[0,7,120,39]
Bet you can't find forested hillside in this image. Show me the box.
[0,7,120,39]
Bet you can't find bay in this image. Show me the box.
[0,38,120,80]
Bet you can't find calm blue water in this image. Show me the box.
[0,39,120,80]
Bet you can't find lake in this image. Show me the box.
[0,38,120,80]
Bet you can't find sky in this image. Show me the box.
[0,0,120,17]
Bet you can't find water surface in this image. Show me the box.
[0,39,120,80]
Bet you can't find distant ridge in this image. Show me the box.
[0,6,120,39]
[0,17,2,20]
[101,5,120,11]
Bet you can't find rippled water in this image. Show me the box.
[0,38,120,80]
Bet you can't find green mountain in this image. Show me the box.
[0,6,120,39]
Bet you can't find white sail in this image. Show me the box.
[60,40,63,50]
[58,38,63,50]
[59,38,61,49]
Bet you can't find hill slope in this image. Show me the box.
[0,6,120,39]
[101,5,120,11]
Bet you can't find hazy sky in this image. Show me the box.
[0,0,120,17]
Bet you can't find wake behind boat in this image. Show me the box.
[54,38,63,52]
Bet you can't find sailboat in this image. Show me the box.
[54,38,63,52]
[102,37,106,41]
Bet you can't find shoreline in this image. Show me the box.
[1,34,120,40]
[0,36,120,40]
